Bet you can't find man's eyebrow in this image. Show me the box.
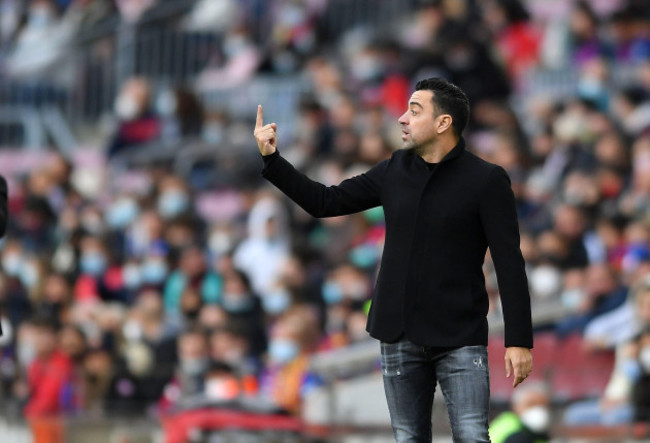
[409,101,423,109]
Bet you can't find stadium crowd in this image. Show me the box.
[2,0,650,437]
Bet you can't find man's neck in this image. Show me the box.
[415,136,459,163]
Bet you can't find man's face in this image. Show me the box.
[398,90,447,150]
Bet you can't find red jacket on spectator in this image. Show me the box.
[24,350,73,418]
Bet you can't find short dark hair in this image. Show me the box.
[415,77,470,137]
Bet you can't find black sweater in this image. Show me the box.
[260,137,533,349]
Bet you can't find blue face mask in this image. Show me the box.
[222,292,255,314]
[322,281,343,305]
[349,243,378,268]
[141,260,168,284]
[268,338,300,365]
[262,289,291,314]
[80,253,107,276]
[157,190,189,219]
[621,359,641,381]
[19,263,39,289]
[2,253,23,277]
[106,199,139,229]
[122,264,142,289]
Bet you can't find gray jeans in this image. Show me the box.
[380,336,491,442]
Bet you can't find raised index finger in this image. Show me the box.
[256,105,263,128]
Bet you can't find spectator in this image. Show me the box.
[489,381,551,442]
[107,77,161,159]
[259,305,322,414]
[233,196,290,297]
[23,317,74,418]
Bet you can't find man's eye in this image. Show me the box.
[411,110,416,115]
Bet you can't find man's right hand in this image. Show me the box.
[254,105,277,156]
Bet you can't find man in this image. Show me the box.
[254,77,533,441]
[489,382,551,443]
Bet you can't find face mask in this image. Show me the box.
[19,263,39,289]
[322,281,343,305]
[28,8,54,28]
[222,292,254,314]
[352,56,384,82]
[349,244,378,268]
[530,265,562,299]
[80,253,107,277]
[520,405,550,433]
[122,319,143,342]
[81,216,104,235]
[18,341,36,367]
[106,199,139,229]
[157,190,189,219]
[223,35,247,58]
[262,288,291,315]
[268,338,300,365]
[114,94,139,121]
[2,253,23,277]
[621,358,642,380]
[180,358,207,376]
[208,231,232,256]
[155,90,177,117]
[202,124,225,145]
[640,347,650,373]
[561,288,585,311]
[140,259,168,284]
[122,264,142,289]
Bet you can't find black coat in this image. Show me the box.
[0,175,7,336]
[260,137,533,348]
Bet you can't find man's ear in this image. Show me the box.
[437,114,453,134]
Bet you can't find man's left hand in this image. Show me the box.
[504,347,532,388]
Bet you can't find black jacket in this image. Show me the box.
[0,175,7,336]
[260,137,533,348]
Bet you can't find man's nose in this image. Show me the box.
[398,112,408,125]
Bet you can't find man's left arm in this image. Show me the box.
[479,166,533,387]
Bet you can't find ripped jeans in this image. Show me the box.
[380,336,491,442]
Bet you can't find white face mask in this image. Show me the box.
[520,405,550,433]
[115,94,140,121]
[640,346,650,373]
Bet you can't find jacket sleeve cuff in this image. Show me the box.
[260,149,280,175]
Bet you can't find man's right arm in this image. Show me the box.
[261,149,389,218]
[254,105,388,218]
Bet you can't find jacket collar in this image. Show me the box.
[411,136,466,165]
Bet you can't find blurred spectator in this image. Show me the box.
[585,271,650,350]
[196,26,261,91]
[233,196,290,297]
[259,305,322,414]
[163,244,221,320]
[23,317,75,418]
[219,269,267,356]
[556,263,628,336]
[107,77,161,159]
[563,335,637,426]
[160,327,209,408]
[489,381,551,442]
[155,87,204,141]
